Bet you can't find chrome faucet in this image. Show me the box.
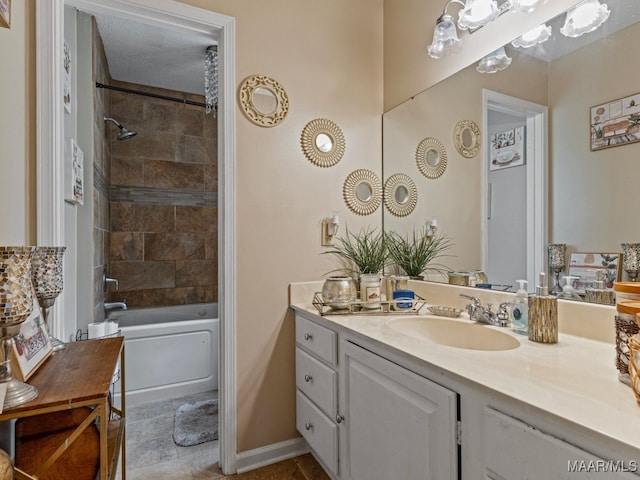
[104,302,127,312]
[459,294,508,327]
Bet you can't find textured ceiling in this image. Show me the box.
[92,12,216,96]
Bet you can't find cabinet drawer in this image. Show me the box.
[296,390,338,476]
[296,348,337,418]
[295,315,337,365]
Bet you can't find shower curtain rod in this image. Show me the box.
[95,82,210,109]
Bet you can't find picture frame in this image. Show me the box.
[65,138,84,205]
[0,0,10,29]
[11,287,53,382]
[63,41,71,114]
[489,126,525,171]
[590,91,640,151]
[568,252,622,294]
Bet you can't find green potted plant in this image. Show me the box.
[385,229,454,280]
[322,227,387,309]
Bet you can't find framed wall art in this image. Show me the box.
[591,92,640,151]
[11,288,53,381]
[568,252,621,294]
[66,138,84,205]
[490,126,525,171]
[64,40,71,114]
[0,0,10,29]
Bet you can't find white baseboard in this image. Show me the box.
[236,437,309,474]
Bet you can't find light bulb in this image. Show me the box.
[511,24,552,48]
[560,0,610,38]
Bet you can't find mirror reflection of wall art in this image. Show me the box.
[490,126,525,170]
[591,91,640,151]
[63,41,71,114]
[416,137,447,179]
[454,120,481,158]
[301,118,346,168]
[238,74,289,127]
[384,173,418,217]
[0,0,10,28]
[343,169,382,216]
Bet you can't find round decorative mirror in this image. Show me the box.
[301,118,346,168]
[416,137,448,179]
[238,74,289,127]
[453,120,481,158]
[383,173,418,217]
[343,169,382,216]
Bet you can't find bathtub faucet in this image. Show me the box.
[104,302,128,312]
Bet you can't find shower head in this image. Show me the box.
[103,115,137,141]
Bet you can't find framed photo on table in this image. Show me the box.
[568,252,622,294]
[11,289,52,381]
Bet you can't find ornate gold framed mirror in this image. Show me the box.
[238,74,289,127]
[416,137,447,179]
[384,173,418,217]
[453,120,481,158]
[300,118,346,167]
[343,169,382,216]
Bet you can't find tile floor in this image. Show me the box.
[126,390,330,480]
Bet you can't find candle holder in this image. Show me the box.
[30,246,67,351]
[548,243,567,295]
[0,246,39,409]
[622,243,640,282]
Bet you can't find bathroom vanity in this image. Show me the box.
[291,282,640,480]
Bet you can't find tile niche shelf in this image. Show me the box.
[0,337,126,480]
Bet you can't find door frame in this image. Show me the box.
[35,0,238,473]
[481,89,548,288]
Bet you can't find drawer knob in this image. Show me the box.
[304,374,313,382]
[336,414,345,424]
[305,422,313,431]
[304,333,313,341]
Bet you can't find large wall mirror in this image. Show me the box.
[382,0,640,300]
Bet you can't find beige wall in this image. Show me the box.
[383,0,581,111]
[549,23,640,256]
[180,0,384,452]
[0,0,36,245]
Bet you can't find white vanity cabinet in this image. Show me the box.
[295,313,340,477]
[340,340,459,480]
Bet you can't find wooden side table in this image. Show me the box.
[0,337,126,480]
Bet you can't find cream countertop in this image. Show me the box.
[289,280,639,453]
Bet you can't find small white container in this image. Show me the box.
[360,273,381,310]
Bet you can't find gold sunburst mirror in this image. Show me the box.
[238,74,289,127]
[453,120,481,158]
[301,118,346,168]
[343,169,382,216]
[416,137,447,179]
[384,173,418,217]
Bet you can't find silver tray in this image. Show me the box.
[312,292,426,316]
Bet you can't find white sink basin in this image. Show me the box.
[387,317,520,351]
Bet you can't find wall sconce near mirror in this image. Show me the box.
[301,118,346,168]
[476,46,512,73]
[343,169,382,216]
[384,173,418,217]
[426,218,438,238]
[238,74,289,127]
[416,137,448,179]
[321,214,340,246]
[561,0,610,38]
[453,120,481,158]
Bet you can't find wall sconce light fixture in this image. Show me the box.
[321,214,340,246]
[476,46,512,73]
[426,217,438,238]
[560,0,610,38]
[511,23,552,48]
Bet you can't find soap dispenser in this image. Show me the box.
[556,276,582,301]
[528,272,558,344]
[511,279,529,335]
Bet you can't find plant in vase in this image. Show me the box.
[322,227,387,309]
[385,230,454,280]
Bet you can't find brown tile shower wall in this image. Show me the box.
[107,81,218,308]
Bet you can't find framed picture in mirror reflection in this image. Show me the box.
[489,126,525,171]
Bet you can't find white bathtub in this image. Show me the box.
[110,303,218,406]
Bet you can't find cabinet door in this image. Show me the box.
[340,341,458,480]
[482,408,639,480]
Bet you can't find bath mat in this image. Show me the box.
[173,399,219,447]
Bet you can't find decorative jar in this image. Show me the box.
[321,276,357,310]
[360,273,381,310]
